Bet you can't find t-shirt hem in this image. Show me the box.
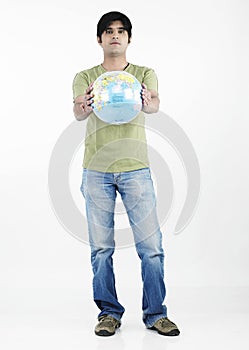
[82,162,150,173]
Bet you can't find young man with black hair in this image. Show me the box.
[73,11,180,337]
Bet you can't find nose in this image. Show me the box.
[112,29,119,39]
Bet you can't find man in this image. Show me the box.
[73,11,180,337]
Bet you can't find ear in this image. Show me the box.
[128,36,132,44]
[97,36,102,45]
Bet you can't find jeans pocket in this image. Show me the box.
[137,167,151,180]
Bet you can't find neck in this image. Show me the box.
[101,56,129,71]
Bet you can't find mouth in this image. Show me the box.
[110,42,120,45]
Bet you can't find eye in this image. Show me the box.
[106,29,113,34]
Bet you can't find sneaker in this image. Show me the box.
[94,315,121,336]
[149,317,180,336]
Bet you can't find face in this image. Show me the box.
[98,20,131,56]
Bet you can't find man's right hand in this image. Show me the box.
[73,82,94,121]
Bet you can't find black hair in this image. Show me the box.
[97,11,132,43]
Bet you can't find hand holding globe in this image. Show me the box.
[82,82,94,113]
[141,83,152,106]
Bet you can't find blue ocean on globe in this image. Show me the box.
[92,71,142,124]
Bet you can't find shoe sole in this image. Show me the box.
[149,326,180,336]
[95,329,115,336]
[158,329,180,336]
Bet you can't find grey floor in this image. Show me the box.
[1,286,248,349]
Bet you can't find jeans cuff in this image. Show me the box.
[98,312,123,322]
[143,310,167,328]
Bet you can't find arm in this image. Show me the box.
[73,83,94,121]
[141,83,160,114]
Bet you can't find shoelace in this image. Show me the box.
[99,316,117,326]
[159,317,175,328]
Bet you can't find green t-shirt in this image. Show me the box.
[72,63,158,173]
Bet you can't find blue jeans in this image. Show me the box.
[80,167,167,327]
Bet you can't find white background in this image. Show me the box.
[1,0,249,349]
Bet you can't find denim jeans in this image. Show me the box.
[80,167,167,327]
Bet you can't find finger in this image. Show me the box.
[141,89,149,97]
[86,104,93,111]
[85,93,93,102]
[86,96,94,106]
[86,83,94,94]
[85,99,91,106]
[142,91,151,100]
[143,94,151,105]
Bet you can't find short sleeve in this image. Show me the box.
[142,68,158,92]
[72,72,89,100]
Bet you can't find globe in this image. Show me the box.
[92,71,142,124]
